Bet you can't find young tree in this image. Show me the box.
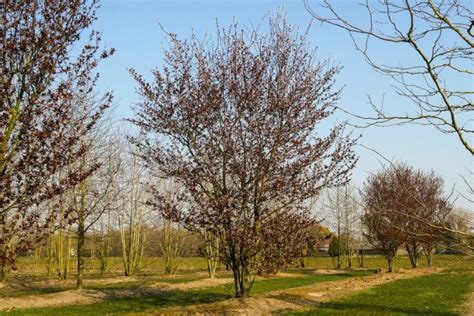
[0,0,114,281]
[72,129,121,289]
[362,163,452,271]
[325,186,359,268]
[306,0,474,154]
[403,169,452,268]
[117,152,149,277]
[92,206,113,274]
[130,13,357,298]
[160,219,186,275]
[441,208,473,256]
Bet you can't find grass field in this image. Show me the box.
[0,255,472,315]
[289,266,473,315]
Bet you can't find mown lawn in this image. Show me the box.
[289,267,473,316]
[305,254,468,271]
[3,255,471,315]
[4,271,375,315]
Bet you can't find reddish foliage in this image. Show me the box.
[130,14,357,297]
[362,163,452,271]
[0,0,113,275]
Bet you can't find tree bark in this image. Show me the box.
[76,218,85,290]
[76,160,87,290]
[387,256,394,272]
[204,228,219,278]
[406,242,419,268]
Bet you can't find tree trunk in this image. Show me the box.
[46,232,56,276]
[204,228,219,278]
[300,243,308,268]
[76,164,87,290]
[76,219,85,290]
[347,241,352,268]
[426,244,434,268]
[64,224,72,279]
[46,201,56,277]
[357,249,364,268]
[387,256,394,272]
[231,263,249,299]
[56,213,64,278]
[406,242,419,268]
[0,265,5,283]
[161,220,182,275]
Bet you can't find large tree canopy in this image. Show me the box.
[131,14,357,297]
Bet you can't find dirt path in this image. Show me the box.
[162,268,439,315]
[151,277,233,291]
[28,275,139,288]
[0,271,309,312]
[0,290,105,312]
[0,269,436,313]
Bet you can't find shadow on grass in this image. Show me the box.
[312,301,459,316]
[0,284,72,298]
[6,289,231,315]
[4,270,377,315]
[289,268,473,316]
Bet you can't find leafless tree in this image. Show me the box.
[70,122,121,289]
[117,149,150,277]
[325,186,359,268]
[306,0,473,154]
[159,219,186,275]
[130,13,358,298]
[440,208,474,256]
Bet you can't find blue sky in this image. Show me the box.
[92,0,473,210]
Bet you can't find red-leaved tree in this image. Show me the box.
[362,163,452,271]
[0,0,114,280]
[130,14,357,298]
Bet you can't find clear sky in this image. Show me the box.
[92,0,473,210]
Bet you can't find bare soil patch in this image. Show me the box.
[87,275,139,285]
[0,290,105,312]
[160,297,301,316]
[310,269,346,275]
[0,275,234,311]
[151,277,233,291]
[150,272,304,292]
[30,275,139,288]
[223,297,301,315]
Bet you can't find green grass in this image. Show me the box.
[3,271,375,315]
[12,256,210,277]
[250,270,375,295]
[0,286,68,298]
[305,254,468,271]
[289,268,473,316]
[3,255,471,315]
